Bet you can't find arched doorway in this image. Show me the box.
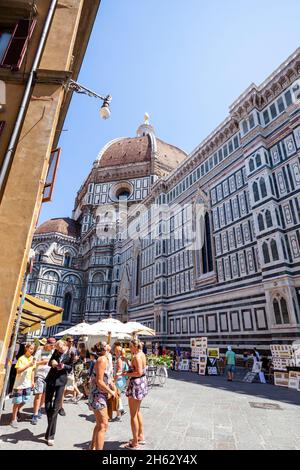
[119,299,128,323]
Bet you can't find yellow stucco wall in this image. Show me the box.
[0,0,93,392]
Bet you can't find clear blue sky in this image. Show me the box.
[39,0,300,224]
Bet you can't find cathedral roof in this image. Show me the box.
[95,117,187,174]
[35,218,81,238]
[98,136,152,168]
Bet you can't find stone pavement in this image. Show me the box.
[1,369,300,450]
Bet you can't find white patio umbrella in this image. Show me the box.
[55,321,93,337]
[87,318,130,344]
[123,321,156,337]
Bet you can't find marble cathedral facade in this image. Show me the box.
[29,49,300,351]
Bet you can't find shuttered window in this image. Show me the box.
[1,19,36,70]
[42,148,61,203]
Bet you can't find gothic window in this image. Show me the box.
[249,159,255,172]
[270,239,279,261]
[253,182,259,202]
[281,239,288,260]
[255,153,262,167]
[258,214,265,231]
[63,292,72,322]
[265,210,273,228]
[202,213,213,274]
[64,253,71,268]
[38,251,44,262]
[260,178,267,198]
[262,242,270,263]
[273,297,290,325]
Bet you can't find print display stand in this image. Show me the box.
[271,344,300,388]
[206,348,220,375]
[242,361,266,383]
[190,337,208,374]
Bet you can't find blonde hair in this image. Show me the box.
[56,340,67,348]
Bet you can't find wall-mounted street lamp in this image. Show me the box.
[66,78,112,119]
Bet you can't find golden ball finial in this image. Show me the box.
[144,112,150,125]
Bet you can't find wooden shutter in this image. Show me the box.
[1,19,37,70]
[42,148,61,203]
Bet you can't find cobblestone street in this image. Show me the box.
[1,370,300,450]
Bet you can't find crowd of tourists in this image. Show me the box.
[8,336,148,449]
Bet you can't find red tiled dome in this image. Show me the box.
[35,218,81,238]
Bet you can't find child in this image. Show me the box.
[10,343,36,428]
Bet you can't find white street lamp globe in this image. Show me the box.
[100,105,111,120]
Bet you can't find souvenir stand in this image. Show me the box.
[270,344,300,390]
[189,338,220,376]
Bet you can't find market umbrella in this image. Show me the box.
[123,321,156,337]
[87,318,130,344]
[55,321,93,337]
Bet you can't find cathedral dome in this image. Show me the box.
[35,217,81,238]
[96,115,187,174]
[97,136,152,168]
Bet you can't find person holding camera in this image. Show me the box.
[44,340,74,446]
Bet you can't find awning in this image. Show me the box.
[17,293,63,334]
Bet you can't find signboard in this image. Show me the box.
[243,371,257,383]
[190,337,207,348]
[274,371,289,387]
[288,371,300,389]
[207,357,218,375]
[198,356,207,375]
[179,359,189,371]
[207,348,219,359]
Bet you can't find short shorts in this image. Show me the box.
[12,387,32,405]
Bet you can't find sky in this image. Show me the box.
[39,0,300,224]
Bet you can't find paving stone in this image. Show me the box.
[1,371,300,450]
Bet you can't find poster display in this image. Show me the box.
[274,371,289,387]
[207,348,219,359]
[190,337,208,348]
[207,357,218,375]
[179,359,190,371]
[198,356,207,375]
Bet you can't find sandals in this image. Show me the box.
[128,439,146,446]
[124,442,140,450]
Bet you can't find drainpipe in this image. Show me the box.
[0,0,58,195]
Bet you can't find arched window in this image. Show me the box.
[253,182,259,202]
[255,153,262,167]
[262,242,270,263]
[260,178,267,198]
[38,251,44,262]
[63,292,72,321]
[271,239,279,261]
[280,298,289,324]
[273,299,282,324]
[281,239,287,259]
[265,210,273,228]
[273,297,290,324]
[258,214,265,231]
[202,213,213,274]
[249,159,255,172]
[64,253,71,268]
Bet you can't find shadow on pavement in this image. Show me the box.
[168,370,300,406]
[0,429,45,445]
[78,413,95,423]
[73,440,126,450]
